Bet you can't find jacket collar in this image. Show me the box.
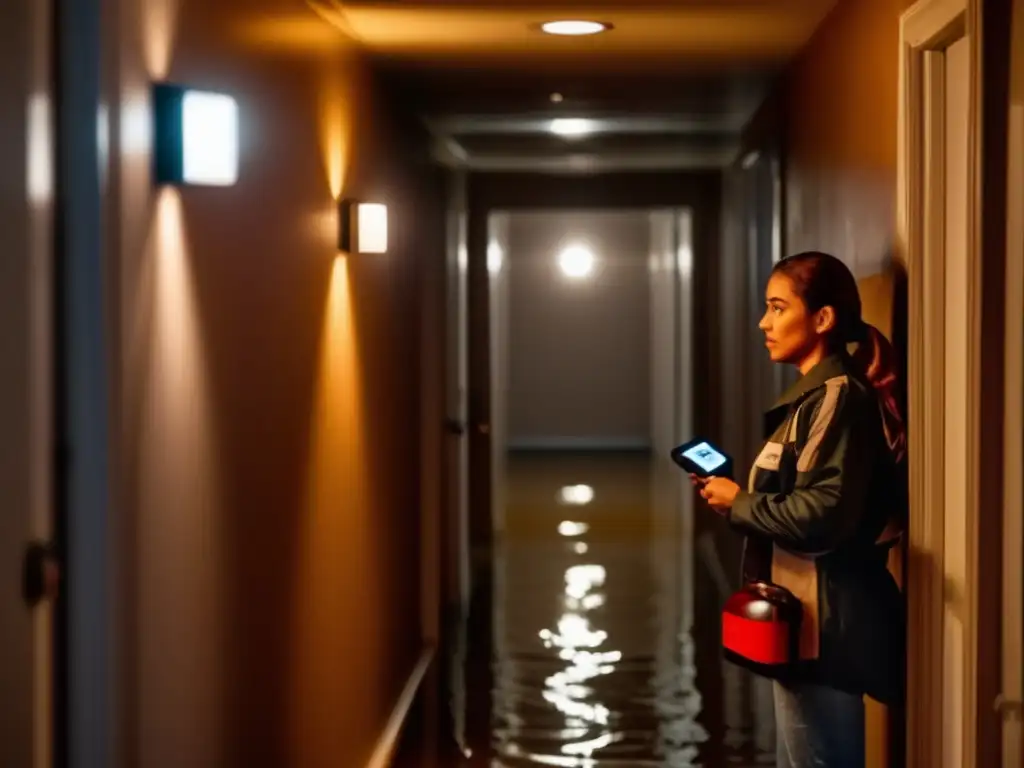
[763,353,850,433]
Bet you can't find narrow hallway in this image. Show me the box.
[9,0,1018,762]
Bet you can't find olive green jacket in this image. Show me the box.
[728,353,906,703]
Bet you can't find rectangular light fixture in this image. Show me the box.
[153,84,239,186]
[338,199,388,254]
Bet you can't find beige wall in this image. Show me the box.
[783,0,916,271]
[504,211,651,448]
[648,211,677,459]
[106,0,443,765]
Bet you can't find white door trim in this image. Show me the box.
[1001,99,1024,766]
[898,0,983,766]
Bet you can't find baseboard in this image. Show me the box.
[365,645,436,768]
[505,436,652,451]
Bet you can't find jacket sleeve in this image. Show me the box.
[727,379,874,554]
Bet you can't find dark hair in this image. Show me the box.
[772,251,906,462]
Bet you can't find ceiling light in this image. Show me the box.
[558,246,595,279]
[550,118,594,138]
[550,92,564,103]
[540,20,610,36]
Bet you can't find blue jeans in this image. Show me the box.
[773,679,865,768]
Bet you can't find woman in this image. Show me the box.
[693,251,906,768]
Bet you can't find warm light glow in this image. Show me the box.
[27,95,52,205]
[540,20,609,36]
[558,246,595,279]
[122,93,151,156]
[142,0,180,78]
[182,91,239,186]
[357,203,388,254]
[550,92,564,103]
[141,187,223,742]
[291,254,370,761]
[558,484,594,505]
[487,242,504,274]
[318,54,355,200]
[233,16,346,53]
[550,118,595,138]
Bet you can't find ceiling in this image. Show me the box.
[310,0,839,171]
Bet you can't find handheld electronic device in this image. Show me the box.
[670,437,733,479]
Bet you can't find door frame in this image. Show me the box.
[897,0,992,765]
[1001,96,1024,765]
[1000,0,1024,756]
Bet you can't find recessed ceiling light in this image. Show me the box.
[540,20,610,36]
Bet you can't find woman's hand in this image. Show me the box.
[690,474,741,514]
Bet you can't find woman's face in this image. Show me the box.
[758,273,833,368]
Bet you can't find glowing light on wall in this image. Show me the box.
[291,254,370,759]
[27,95,52,204]
[153,84,239,186]
[357,203,387,253]
[540,20,610,36]
[558,245,595,279]
[487,242,504,274]
[339,199,388,254]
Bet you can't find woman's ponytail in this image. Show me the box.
[850,322,907,463]
[771,252,908,465]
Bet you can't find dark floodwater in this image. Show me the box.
[447,451,777,767]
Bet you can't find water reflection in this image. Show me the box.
[455,451,775,766]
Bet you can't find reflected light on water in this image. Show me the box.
[558,485,594,506]
[534,564,622,762]
[557,521,590,537]
[482,453,776,767]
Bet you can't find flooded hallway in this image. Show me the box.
[2,0,1022,766]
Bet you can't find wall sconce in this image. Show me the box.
[153,84,239,186]
[338,199,388,254]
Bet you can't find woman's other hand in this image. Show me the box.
[698,476,741,513]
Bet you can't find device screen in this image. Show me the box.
[681,441,728,474]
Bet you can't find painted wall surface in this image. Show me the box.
[104,1,444,765]
[782,0,917,268]
[504,210,652,449]
[648,211,677,460]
